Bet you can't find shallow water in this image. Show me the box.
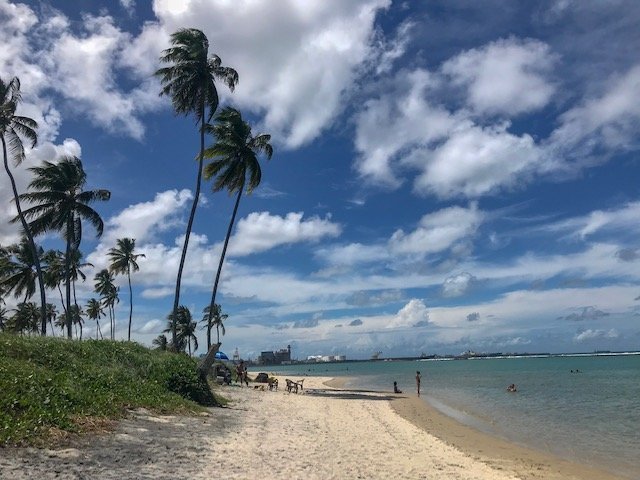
[257,354,640,479]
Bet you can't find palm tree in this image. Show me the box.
[0,77,46,334]
[45,303,57,337]
[9,302,39,335]
[164,306,198,356]
[85,298,105,340]
[152,334,168,351]
[108,238,145,341]
[18,156,110,338]
[155,28,238,347]
[0,306,7,332]
[202,303,227,348]
[94,269,118,340]
[0,238,43,304]
[202,107,272,349]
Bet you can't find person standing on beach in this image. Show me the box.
[416,371,422,396]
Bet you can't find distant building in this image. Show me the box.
[306,354,346,363]
[258,345,291,365]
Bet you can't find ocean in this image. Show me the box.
[252,354,640,479]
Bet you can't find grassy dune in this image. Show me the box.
[0,334,218,446]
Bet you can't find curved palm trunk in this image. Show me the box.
[127,268,133,341]
[64,220,73,339]
[207,177,245,349]
[171,102,206,349]
[2,135,47,335]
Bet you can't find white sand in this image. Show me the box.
[0,375,625,479]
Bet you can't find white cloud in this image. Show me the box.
[442,272,476,298]
[136,318,163,334]
[549,65,640,161]
[354,69,457,187]
[390,204,483,254]
[388,299,430,328]
[316,243,389,267]
[442,37,557,116]
[153,0,392,148]
[228,212,341,257]
[573,328,619,343]
[414,123,545,198]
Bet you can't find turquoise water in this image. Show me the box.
[254,355,640,479]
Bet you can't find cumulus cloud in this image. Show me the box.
[153,0,393,148]
[573,328,619,343]
[293,318,320,329]
[562,306,609,321]
[414,123,544,198]
[228,212,341,257]
[442,37,557,116]
[442,272,476,298]
[315,243,389,267]
[390,204,483,255]
[354,69,458,187]
[348,318,363,326]
[388,299,430,328]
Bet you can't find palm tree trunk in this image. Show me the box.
[127,268,133,341]
[1,135,48,335]
[171,102,206,349]
[207,178,245,349]
[64,220,73,339]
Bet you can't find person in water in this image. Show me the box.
[506,383,517,392]
[416,371,422,396]
[393,381,402,394]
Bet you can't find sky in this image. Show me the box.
[1,0,640,360]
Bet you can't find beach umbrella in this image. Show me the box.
[215,351,230,360]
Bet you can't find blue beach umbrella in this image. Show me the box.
[215,351,230,360]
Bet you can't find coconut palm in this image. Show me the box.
[0,306,8,331]
[18,156,110,338]
[45,303,57,337]
[0,77,46,333]
[165,306,198,356]
[202,303,227,348]
[0,238,43,303]
[85,298,104,340]
[108,238,145,341]
[94,269,118,340]
[202,107,272,349]
[155,28,238,347]
[152,334,168,351]
[8,301,39,334]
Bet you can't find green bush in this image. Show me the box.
[0,334,218,445]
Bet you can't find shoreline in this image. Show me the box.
[389,393,627,480]
[0,374,631,479]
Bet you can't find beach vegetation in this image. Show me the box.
[165,305,199,356]
[0,333,218,446]
[155,28,238,348]
[202,302,227,350]
[93,268,119,340]
[17,157,111,338]
[0,76,47,334]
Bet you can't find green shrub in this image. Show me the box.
[0,334,218,445]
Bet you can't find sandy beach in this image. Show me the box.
[0,376,627,480]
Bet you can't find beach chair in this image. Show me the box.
[285,379,298,393]
[268,377,278,391]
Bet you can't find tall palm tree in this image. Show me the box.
[0,238,43,304]
[164,306,198,356]
[155,28,238,347]
[202,107,272,349]
[202,303,227,349]
[94,269,118,340]
[85,298,104,340]
[108,238,145,341]
[0,76,46,334]
[18,156,110,338]
[9,301,39,335]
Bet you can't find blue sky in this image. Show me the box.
[1,0,640,359]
